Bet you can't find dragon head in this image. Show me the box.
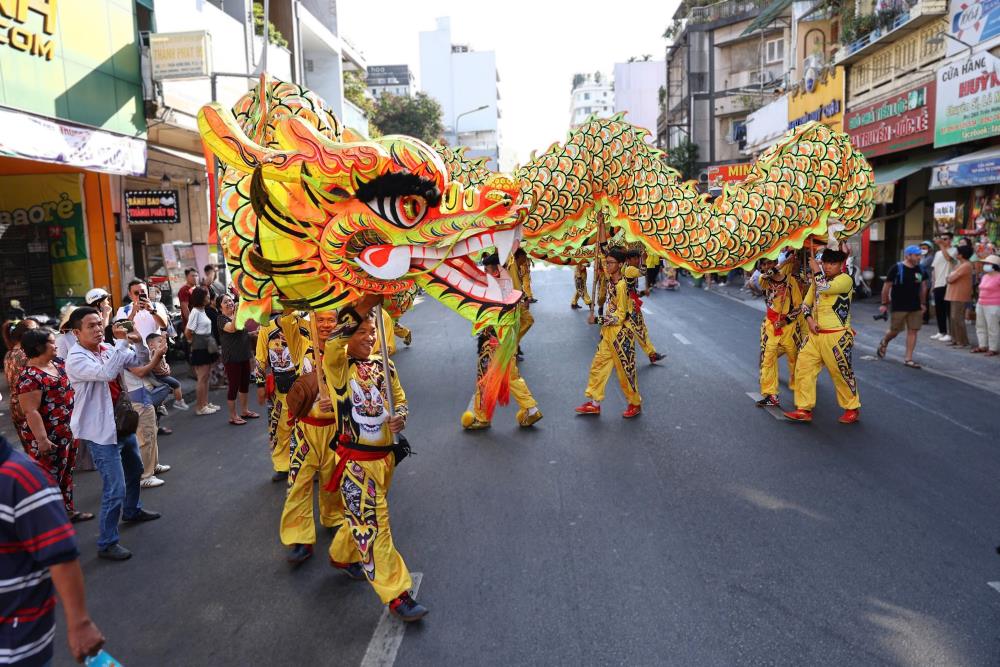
[198,85,525,328]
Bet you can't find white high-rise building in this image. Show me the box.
[419,17,501,168]
[613,61,665,143]
[367,65,416,99]
[569,72,614,126]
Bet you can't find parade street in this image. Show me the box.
[54,267,1000,667]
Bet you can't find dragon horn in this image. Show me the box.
[197,102,303,183]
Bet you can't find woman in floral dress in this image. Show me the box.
[3,318,38,448]
[16,327,92,522]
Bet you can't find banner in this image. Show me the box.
[707,163,751,188]
[845,82,935,157]
[930,154,1000,188]
[935,51,1000,147]
[0,174,92,300]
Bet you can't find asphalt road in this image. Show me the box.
[54,266,1000,666]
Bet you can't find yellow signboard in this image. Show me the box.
[788,66,844,133]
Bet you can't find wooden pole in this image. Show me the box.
[590,209,606,311]
[373,305,399,444]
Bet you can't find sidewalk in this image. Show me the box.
[0,360,200,443]
[708,280,1000,397]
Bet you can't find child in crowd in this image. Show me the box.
[146,332,188,410]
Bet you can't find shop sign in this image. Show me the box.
[935,51,1000,147]
[0,174,91,298]
[948,0,1000,52]
[707,163,752,187]
[787,67,844,132]
[0,0,56,61]
[149,31,211,80]
[845,83,935,157]
[934,201,959,233]
[930,156,1000,188]
[124,190,181,225]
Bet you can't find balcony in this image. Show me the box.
[688,0,770,24]
[835,0,947,66]
[847,19,947,103]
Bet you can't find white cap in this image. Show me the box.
[85,288,110,305]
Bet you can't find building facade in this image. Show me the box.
[367,65,416,99]
[613,61,665,142]
[419,17,501,168]
[570,72,614,126]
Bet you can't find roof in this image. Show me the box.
[740,0,793,35]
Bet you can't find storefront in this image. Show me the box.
[928,146,1000,250]
[787,66,844,132]
[0,0,146,320]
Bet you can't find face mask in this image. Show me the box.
[986,265,996,273]
[948,247,959,258]
[920,248,929,256]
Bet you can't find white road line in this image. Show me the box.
[988,581,1000,595]
[673,332,692,345]
[360,572,423,667]
[746,392,787,420]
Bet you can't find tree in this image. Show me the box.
[664,139,699,180]
[572,73,586,89]
[252,1,288,48]
[372,92,444,145]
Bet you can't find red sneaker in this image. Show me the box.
[783,409,813,423]
[575,401,601,415]
[622,404,642,419]
[838,409,860,424]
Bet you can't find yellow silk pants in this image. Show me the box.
[267,392,293,473]
[793,330,860,411]
[279,421,339,546]
[472,363,538,424]
[392,322,411,340]
[584,327,640,405]
[518,306,534,342]
[572,277,592,306]
[759,321,798,397]
[629,311,656,358]
[328,454,412,604]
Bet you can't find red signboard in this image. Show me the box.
[707,162,751,187]
[844,81,936,158]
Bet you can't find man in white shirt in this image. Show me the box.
[65,307,161,561]
[114,279,168,341]
[930,233,954,341]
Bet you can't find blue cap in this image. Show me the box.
[904,245,922,256]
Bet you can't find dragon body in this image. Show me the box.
[437,114,875,270]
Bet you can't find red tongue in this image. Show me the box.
[363,246,392,267]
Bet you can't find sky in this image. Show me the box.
[337,0,680,169]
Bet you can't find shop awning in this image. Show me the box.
[741,0,793,35]
[874,151,952,186]
[930,145,1000,189]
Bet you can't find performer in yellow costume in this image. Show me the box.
[594,250,609,317]
[785,247,861,424]
[514,248,536,303]
[755,253,804,408]
[624,251,664,364]
[255,315,297,481]
[570,260,592,309]
[576,249,641,418]
[320,305,427,622]
[508,253,533,360]
[462,252,542,430]
[279,310,341,564]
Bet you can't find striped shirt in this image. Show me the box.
[0,437,79,666]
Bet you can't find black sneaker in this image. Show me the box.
[122,509,161,523]
[648,352,665,364]
[332,560,366,580]
[388,591,428,622]
[271,470,289,483]
[98,543,132,561]
[287,543,313,564]
[756,394,780,408]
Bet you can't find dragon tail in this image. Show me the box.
[478,323,517,420]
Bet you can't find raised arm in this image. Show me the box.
[65,340,138,383]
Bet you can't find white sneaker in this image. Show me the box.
[156,405,168,417]
[939,335,952,343]
[172,398,190,410]
[140,476,165,488]
[195,406,216,416]
[207,402,221,410]
[154,464,171,474]
[930,333,943,340]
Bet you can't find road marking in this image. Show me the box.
[746,392,788,420]
[673,333,692,345]
[988,581,1000,595]
[360,572,423,667]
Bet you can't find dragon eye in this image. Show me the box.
[368,194,428,228]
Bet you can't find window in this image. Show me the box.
[584,92,591,100]
[765,38,784,64]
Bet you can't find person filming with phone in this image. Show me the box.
[114,279,168,341]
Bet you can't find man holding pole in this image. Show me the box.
[320,302,427,622]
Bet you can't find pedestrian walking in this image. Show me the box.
[972,254,1000,356]
[945,245,974,347]
[185,286,220,415]
[64,307,161,561]
[930,234,954,341]
[15,327,92,523]
[0,435,106,664]
[216,294,258,425]
[3,318,38,450]
[876,245,929,368]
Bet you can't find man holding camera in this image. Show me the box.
[115,279,168,340]
[876,245,929,369]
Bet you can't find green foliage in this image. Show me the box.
[572,73,586,89]
[253,2,288,49]
[664,139,699,180]
[343,69,380,137]
[372,92,444,145]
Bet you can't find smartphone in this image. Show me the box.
[114,319,134,332]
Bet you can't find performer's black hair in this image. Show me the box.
[820,249,847,263]
[481,252,500,266]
